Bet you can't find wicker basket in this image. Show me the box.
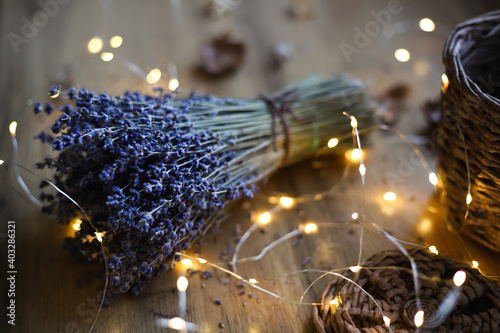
[437,10,500,251]
[312,248,500,332]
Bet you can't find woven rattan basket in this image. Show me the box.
[312,248,500,332]
[437,10,500,251]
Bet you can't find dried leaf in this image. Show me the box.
[200,34,245,77]
[375,84,411,124]
[421,98,441,125]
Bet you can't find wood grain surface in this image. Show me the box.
[1,1,499,332]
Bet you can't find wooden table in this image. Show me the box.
[1,1,499,332]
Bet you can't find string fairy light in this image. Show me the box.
[441,73,449,93]
[279,196,294,208]
[156,317,198,331]
[414,310,424,327]
[327,137,339,148]
[8,122,43,207]
[258,212,272,224]
[344,112,367,270]
[453,270,466,287]
[72,218,82,231]
[383,191,397,201]
[177,275,189,320]
[109,35,123,48]
[95,232,104,242]
[419,18,435,32]
[146,68,162,85]
[181,258,193,266]
[395,48,410,62]
[428,245,438,255]
[1,162,109,332]
[428,172,438,186]
[169,78,180,91]
[100,52,114,62]
[87,37,103,53]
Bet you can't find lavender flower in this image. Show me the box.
[35,76,374,301]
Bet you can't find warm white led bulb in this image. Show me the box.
[181,258,192,266]
[258,212,271,224]
[9,121,17,136]
[395,48,410,62]
[88,37,103,53]
[303,223,318,234]
[279,196,294,208]
[383,192,396,201]
[110,35,123,48]
[169,78,180,91]
[168,317,186,330]
[453,270,466,287]
[327,138,339,148]
[419,18,435,32]
[414,310,424,327]
[146,69,162,84]
[429,172,438,185]
[177,276,189,292]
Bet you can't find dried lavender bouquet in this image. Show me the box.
[34,75,374,300]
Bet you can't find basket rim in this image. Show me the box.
[443,9,500,108]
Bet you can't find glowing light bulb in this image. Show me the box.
[350,117,358,128]
[383,316,391,327]
[181,258,192,266]
[88,37,103,53]
[350,265,361,273]
[351,212,358,220]
[414,310,424,327]
[279,196,294,208]
[453,270,466,287]
[303,223,318,234]
[383,192,397,201]
[329,299,338,305]
[441,73,449,93]
[9,121,17,136]
[466,193,472,205]
[168,317,186,330]
[258,212,271,224]
[346,148,362,161]
[110,35,123,48]
[146,68,162,84]
[198,258,207,264]
[95,232,104,242]
[327,138,339,148]
[72,219,82,231]
[169,78,180,91]
[428,246,438,255]
[249,278,257,284]
[395,48,410,62]
[429,172,438,186]
[0,160,4,166]
[419,18,435,32]
[177,276,189,291]
[100,52,114,62]
[359,164,366,176]
[472,260,479,268]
